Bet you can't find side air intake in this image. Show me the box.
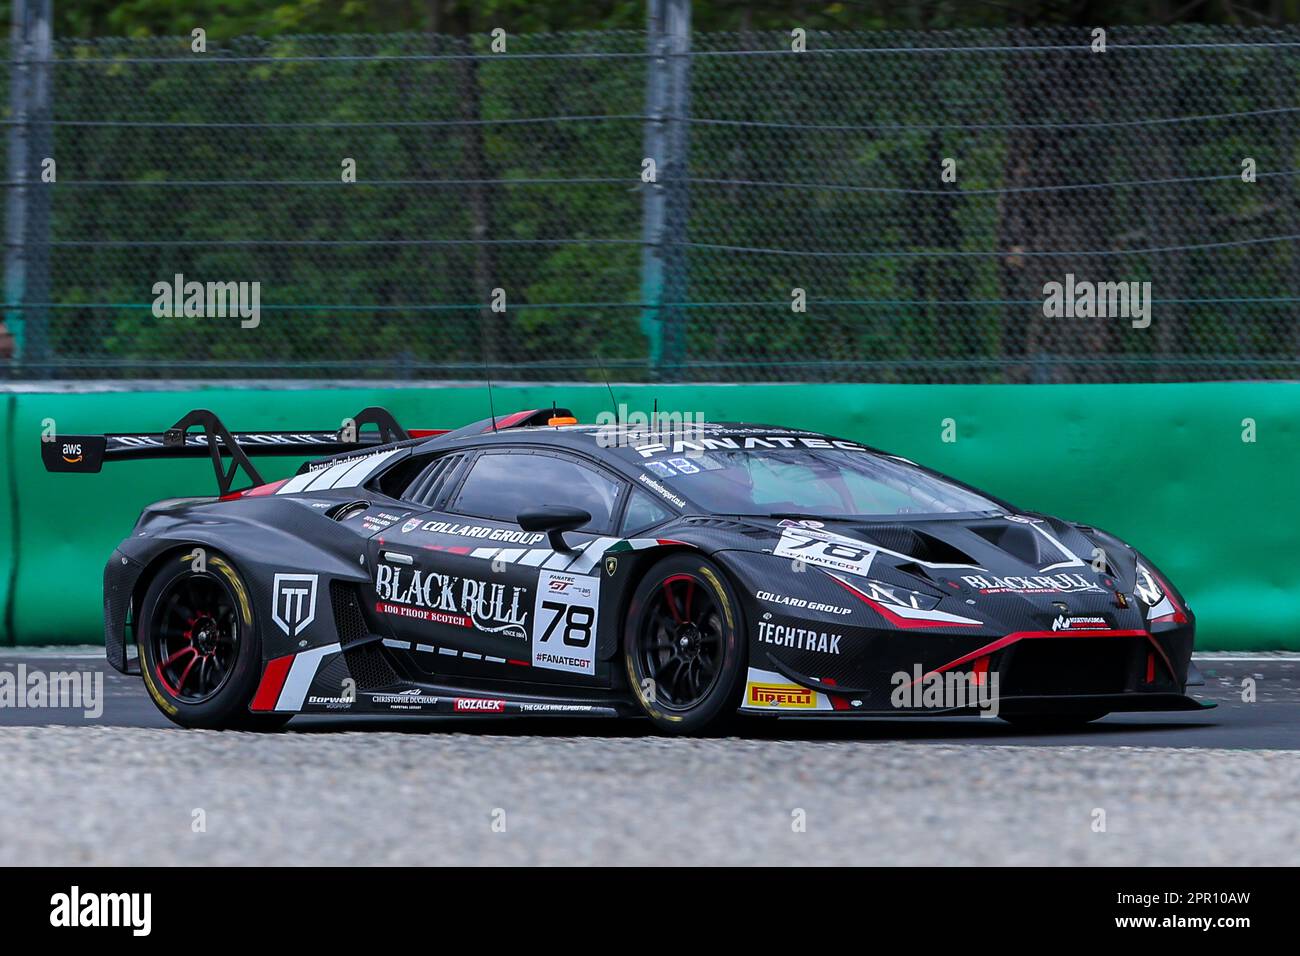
[330,581,400,689]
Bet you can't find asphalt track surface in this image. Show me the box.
[2,648,1298,865]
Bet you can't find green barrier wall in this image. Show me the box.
[2,383,1296,649]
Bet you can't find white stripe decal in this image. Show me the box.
[1032,523,1086,571]
[328,448,402,489]
[1147,594,1177,620]
[303,460,354,492]
[462,652,482,660]
[276,470,319,495]
[494,548,526,564]
[382,638,410,649]
[826,571,982,626]
[568,537,619,574]
[416,643,436,654]
[471,547,500,561]
[542,549,579,570]
[518,549,553,567]
[438,647,458,657]
[274,642,342,711]
[485,656,506,664]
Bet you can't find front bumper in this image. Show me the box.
[747,617,1200,716]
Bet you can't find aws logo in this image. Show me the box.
[61,442,83,464]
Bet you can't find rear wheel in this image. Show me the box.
[137,550,289,730]
[624,554,747,735]
[999,712,1107,732]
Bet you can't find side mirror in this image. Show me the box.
[517,506,592,553]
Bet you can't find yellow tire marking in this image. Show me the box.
[139,650,178,715]
[699,566,733,631]
[210,556,253,627]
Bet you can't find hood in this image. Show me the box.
[706,510,1149,631]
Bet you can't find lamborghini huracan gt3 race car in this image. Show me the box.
[43,405,1208,734]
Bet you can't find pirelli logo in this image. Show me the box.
[747,681,815,708]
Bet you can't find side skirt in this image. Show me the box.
[247,641,633,718]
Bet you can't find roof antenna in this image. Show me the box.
[484,364,499,432]
[592,349,619,421]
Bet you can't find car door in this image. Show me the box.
[364,450,470,643]
[371,446,628,682]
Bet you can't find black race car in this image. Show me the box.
[43,405,1209,734]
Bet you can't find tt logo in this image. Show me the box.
[272,573,318,636]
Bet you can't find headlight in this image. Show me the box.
[858,579,941,612]
[1134,560,1187,624]
[1134,562,1164,607]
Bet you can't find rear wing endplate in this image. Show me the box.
[41,406,409,496]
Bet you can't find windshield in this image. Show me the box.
[638,448,1001,517]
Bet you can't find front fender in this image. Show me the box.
[115,502,374,668]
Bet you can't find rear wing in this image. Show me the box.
[41,406,410,496]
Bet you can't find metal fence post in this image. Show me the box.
[3,0,51,374]
[640,0,690,381]
[4,0,32,368]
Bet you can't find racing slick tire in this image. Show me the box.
[624,554,747,736]
[999,712,1108,731]
[136,549,290,731]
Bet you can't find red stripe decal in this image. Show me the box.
[250,654,295,711]
[821,676,852,711]
[220,477,288,501]
[483,410,539,433]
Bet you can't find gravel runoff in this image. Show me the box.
[2,726,1298,866]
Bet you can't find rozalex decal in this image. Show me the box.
[455,698,506,713]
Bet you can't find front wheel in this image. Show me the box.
[137,550,288,730]
[623,554,747,735]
